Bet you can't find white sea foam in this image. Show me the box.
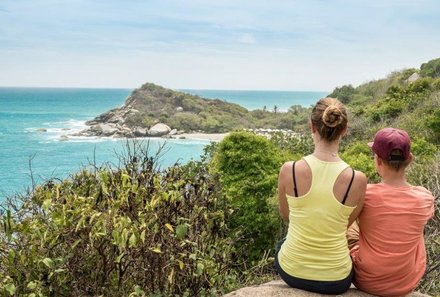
[27,119,89,142]
[28,119,211,145]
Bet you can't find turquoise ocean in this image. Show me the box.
[0,87,327,199]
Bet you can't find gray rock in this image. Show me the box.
[176,106,183,112]
[36,128,47,132]
[406,72,421,83]
[223,280,430,297]
[128,109,140,115]
[133,127,148,137]
[92,123,120,136]
[169,129,178,135]
[148,123,171,137]
[108,116,125,124]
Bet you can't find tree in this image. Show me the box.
[328,84,355,104]
[211,131,283,261]
[420,57,440,78]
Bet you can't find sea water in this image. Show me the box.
[0,87,327,199]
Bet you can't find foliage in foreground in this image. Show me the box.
[210,131,284,262]
[0,142,238,296]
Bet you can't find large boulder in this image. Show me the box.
[406,72,421,83]
[133,127,148,137]
[89,123,120,136]
[223,280,430,297]
[148,123,171,137]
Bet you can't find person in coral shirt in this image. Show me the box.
[349,128,435,297]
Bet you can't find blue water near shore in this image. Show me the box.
[0,87,327,199]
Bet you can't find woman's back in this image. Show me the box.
[275,97,366,294]
[278,154,363,281]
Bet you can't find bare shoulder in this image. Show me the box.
[279,161,292,175]
[353,170,367,186]
[278,161,292,183]
[279,160,308,180]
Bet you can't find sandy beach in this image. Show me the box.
[170,133,229,142]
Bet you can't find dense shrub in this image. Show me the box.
[211,131,283,262]
[328,84,355,104]
[0,142,238,296]
[420,57,440,78]
[408,154,440,294]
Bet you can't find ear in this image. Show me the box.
[309,120,317,133]
[408,153,414,163]
[375,154,382,166]
[342,125,349,137]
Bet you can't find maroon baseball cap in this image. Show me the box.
[368,128,411,161]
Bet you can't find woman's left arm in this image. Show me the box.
[347,171,367,227]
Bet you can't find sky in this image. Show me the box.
[0,0,439,91]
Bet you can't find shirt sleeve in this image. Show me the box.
[428,197,435,219]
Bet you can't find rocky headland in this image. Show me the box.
[73,82,252,139]
[67,82,305,141]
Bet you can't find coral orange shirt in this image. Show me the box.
[352,183,434,297]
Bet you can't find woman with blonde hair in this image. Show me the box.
[276,98,367,294]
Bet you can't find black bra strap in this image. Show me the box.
[342,168,355,205]
[292,161,298,197]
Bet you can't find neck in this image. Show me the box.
[313,138,340,160]
[380,169,409,187]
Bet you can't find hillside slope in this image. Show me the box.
[82,83,312,136]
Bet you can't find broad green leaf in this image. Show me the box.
[175,224,188,240]
[150,247,162,254]
[5,283,16,295]
[27,281,37,290]
[165,223,174,232]
[189,253,197,260]
[129,233,137,247]
[195,262,204,276]
[42,199,51,211]
[177,259,184,270]
[42,257,54,268]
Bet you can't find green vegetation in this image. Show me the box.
[118,83,312,133]
[0,143,241,296]
[1,57,440,296]
[328,57,440,294]
[211,132,283,261]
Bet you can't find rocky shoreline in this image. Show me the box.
[77,121,179,138]
[42,82,300,142]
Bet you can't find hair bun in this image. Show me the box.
[322,105,344,128]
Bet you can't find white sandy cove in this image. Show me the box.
[170,133,229,142]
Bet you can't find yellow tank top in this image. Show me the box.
[278,154,356,281]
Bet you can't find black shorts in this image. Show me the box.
[274,239,354,295]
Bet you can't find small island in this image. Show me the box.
[76,83,311,140]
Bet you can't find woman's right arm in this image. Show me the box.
[278,162,290,222]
